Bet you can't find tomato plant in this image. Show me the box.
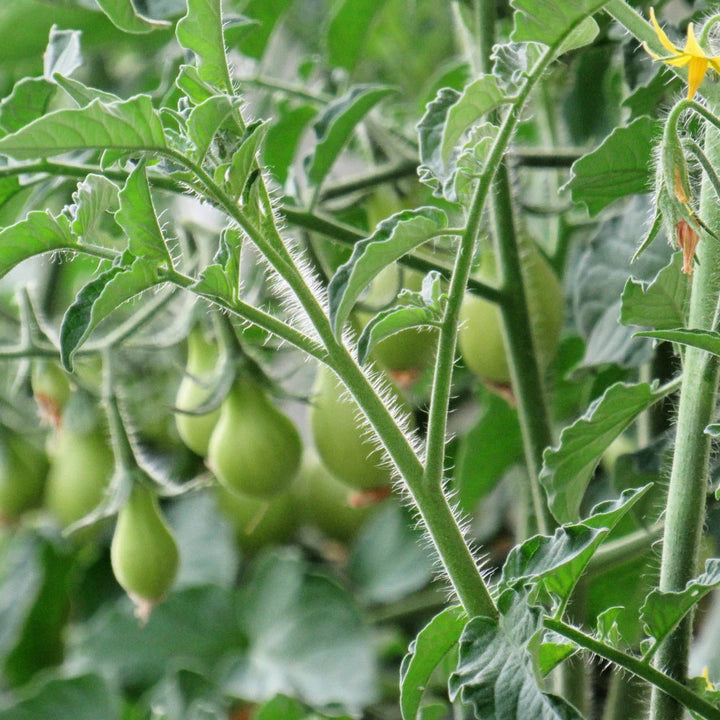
[0,2,719,720]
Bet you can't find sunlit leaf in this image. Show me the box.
[540,382,673,523]
[176,0,232,93]
[327,0,384,71]
[234,0,293,59]
[641,559,720,659]
[60,256,163,370]
[0,674,120,720]
[511,0,610,49]
[96,0,170,34]
[116,162,173,265]
[0,78,55,135]
[43,27,82,79]
[0,211,76,279]
[417,77,501,197]
[449,595,583,720]
[566,117,661,215]
[621,252,689,330]
[307,85,395,187]
[635,328,720,356]
[69,173,120,238]
[328,207,448,336]
[400,606,466,720]
[0,95,166,160]
[500,486,651,607]
[223,551,377,714]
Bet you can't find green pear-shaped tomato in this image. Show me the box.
[110,481,179,605]
[215,484,296,553]
[0,430,47,522]
[31,360,71,426]
[458,242,564,384]
[355,266,438,374]
[310,366,414,491]
[45,423,114,529]
[207,376,302,499]
[293,451,376,542]
[175,329,222,457]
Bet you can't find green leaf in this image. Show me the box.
[623,68,682,120]
[44,26,82,79]
[60,257,162,370]
[0,210,76,279]
[191,264,233,299]
[328,207,448,335]
[349,503,435,605]
[264,104,317,185]
[417,77,502,196]
[641,559,720,658]
[166,491,238,590]
[540,382,672,523]
[253,695,307,720]
[454,390,522,512]
[621,253,689,330]
[307,85,395,187]
[0,78,56,134]
[0,531,45,662]
[357,306,439,365]
[538,633,577,677]
[635,328,720,356]
[511,0,610,48]
[95,0,170,34]
[0,674,119,720]
[0,95,166,160]
[400,606,467,720]
[566,117,662,215]
[176,0,232,93]
[500,486,651,607]
[53,73,122,106]
[327,0,384,71]
[224,551,377,714]
[66,585,244,687]
[226,121,269,197]
[234,0,294,60]
[69,173,120,238]
[116,162,173,265]
[187,94,243,162]
[449,595,584,720]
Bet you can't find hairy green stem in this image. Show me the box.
[649,111,720,720]
[422,11,557,498]
[545,618,720,720]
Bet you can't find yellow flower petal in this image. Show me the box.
[687,57,709,98]
[650,7,680,55]
[664,54,693,68]
[710,57,720,74]
[684,22,704,55]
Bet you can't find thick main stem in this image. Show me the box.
[649,112,720,720]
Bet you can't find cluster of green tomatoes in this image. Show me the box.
[0,232,563,614]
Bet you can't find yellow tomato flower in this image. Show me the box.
[643,7,720,99]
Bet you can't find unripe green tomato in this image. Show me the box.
[0,430,47,522]
[110,481,179,606]
[458,243,563,384]
[310,365,414,491]
[215,484,296,552]
[355,266,438,374]
[44,424,114,528]
[292,452,375,542]
[207,376,302,499]
[31,360,71,425]
[175,329,221,457]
